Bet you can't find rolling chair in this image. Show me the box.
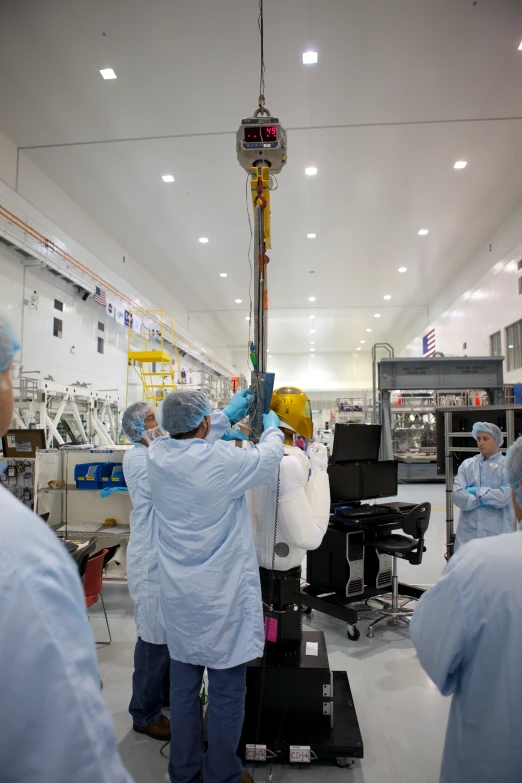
[364,503,431,638]
[84,549,111,646]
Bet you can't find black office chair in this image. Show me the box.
[364,503,431,638]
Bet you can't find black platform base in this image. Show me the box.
[239,631,363,765]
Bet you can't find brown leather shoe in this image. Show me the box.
[133,714,171,741]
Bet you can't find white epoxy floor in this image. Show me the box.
[93,482,451,783]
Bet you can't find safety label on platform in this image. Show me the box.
[306,641,319,656]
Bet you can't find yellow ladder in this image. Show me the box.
[126,310,183,407]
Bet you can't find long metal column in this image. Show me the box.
[250,192,269,441]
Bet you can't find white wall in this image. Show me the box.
[231,349,373,393]
[0,245,205,404]
[0,127,235,375]
[402,235,522,385]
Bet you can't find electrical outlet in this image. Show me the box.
[290,745,311,763]
[245,744,267,761]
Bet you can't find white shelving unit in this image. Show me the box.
[35,446,133,579]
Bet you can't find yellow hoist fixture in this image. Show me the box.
[126,309,183,408]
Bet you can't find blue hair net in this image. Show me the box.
[122,401,153,443]
[0,311,21,372]
[158,390,212,436]
[471,422,503,447]
[505,436,522,506]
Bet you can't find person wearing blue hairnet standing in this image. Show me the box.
[452,422,514,550]
[147,389,284,783]
[0,311,133,782]
[122,396,234,740]
[410,435,522,783]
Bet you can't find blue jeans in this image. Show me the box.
[129,637,171,727]
[168,659,247,783]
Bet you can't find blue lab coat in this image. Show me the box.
[147,427,284,669]
[411,532,522,783]
[123,410,229,644]
[453,452,514,550]
[0,485,132,783]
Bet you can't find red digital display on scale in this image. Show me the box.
[244,125,278,143]
[261,125,277,141]
[244,127,261,142]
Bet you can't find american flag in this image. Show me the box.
[423,328,436,357]
[94,286,106,306]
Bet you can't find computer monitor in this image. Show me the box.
[331,424,381,464]
[360,461,398,499]
[328,463,362,503]
[1,429,46,459]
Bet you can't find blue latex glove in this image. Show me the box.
[467,487,478,496]
[100,487,129,498]
[223,389,252,424]
[262,411,280,431]
[221,429,250,442]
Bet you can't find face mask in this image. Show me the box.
[142,426,167,445]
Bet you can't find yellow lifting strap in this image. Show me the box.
[250,165,271,250]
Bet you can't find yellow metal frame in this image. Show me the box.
[250,165,271,249]
[126,309,183,409]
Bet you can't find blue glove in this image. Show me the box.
[100,487,129,498]
[263,411,280,431]
[221,429,250,441]
[223,389,252,424]
[467,487,478,496]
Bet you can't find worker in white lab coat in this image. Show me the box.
[0,310,133,783]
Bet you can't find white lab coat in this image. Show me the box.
[147,426,285,669]
[453,452,514,550]
[123,410,230,644]
[411,531,522,783]
[0,485,132,783]
[251,442,330,570]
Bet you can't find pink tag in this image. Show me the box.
[264,616,278,643]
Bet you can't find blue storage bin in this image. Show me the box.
[74,462,104,489]
[514,384,522,406]
[110,465,126,487]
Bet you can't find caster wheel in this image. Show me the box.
[302,606,312,616]
[346,624,360,641]
[336,757,355,769]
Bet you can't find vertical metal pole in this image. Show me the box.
[445,411,454,558]
[250,200,268,441]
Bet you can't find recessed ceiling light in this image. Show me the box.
[398,267,407,273]
[418,229,429,236]
[235,299,242,304]
[162,174,175,183]
[303,51,318,64]
[310,329,316,334]
[384,294,391,300]
[310,315,316,319]
[219,272,227,278]
[305,167,318,177]
[357,347,361,351]
[360,340,365,344]
[366,328,372,333]
[308,296,316,302]
[374,313,381,318]
[307,233,317,239]
[310,341,315,345]
[100,68,117,80]
[199,237,209,244]
[310,348,315,352]
[454,161,467,169]
[245,316,250,321]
